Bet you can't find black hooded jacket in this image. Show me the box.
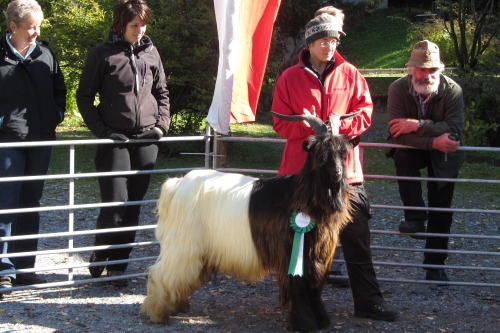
[0,33,67,142]
[76,33,170,138]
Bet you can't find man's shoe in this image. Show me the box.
[354,303,399,321]
[425,269,450,286]
[107,270,128,287]
[89,251,106,278]
[14,272,47,285]
[327,270,350,288]
[0,276,13,295]
[399,220,426,240]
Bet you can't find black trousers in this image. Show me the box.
[94,142,159,272]
[340,184,384,310]
[393,148,457,266]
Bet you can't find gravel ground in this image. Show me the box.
[1,109,499,332]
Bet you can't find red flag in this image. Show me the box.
[208,0,281,134]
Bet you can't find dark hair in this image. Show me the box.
[110,0,150,38]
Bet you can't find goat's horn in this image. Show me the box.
[330,111,363,135]
[271,111,328,135]
[340,110,362,119]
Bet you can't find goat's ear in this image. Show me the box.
[302,140,311,152]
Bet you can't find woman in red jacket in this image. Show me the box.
[272,13,398,321]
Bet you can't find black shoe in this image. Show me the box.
[14,272,47,285]
[354,304,399,321]
[327,270,350,288]
[398,220,426,240]
[0,276,12,295]
[89,251,106,278]
[107,270,129,287]
[425,269,450,286]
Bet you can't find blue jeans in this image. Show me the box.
[0,146,52,276]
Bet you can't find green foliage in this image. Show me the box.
[274,0,326,42]
[437,0,500,70]
[40,0,112,130]
[39,0,111,90]
[170,109,206,135]
[455,72,500,146]
[476,38,500,71]
[463,101,499,146]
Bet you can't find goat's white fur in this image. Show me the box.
[143,170,265,321]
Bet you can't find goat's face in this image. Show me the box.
[271,111,357,214]
[299,134,351,212]
[306,134,350,178]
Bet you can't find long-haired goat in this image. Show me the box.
[141,112,357,332]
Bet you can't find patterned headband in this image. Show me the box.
[305,23,338,39]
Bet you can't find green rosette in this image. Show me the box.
[288,212,315,276]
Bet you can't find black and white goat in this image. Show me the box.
[141,112,357,332]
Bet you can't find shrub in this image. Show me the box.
[455,72,500,146]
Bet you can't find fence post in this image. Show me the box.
[68,144,75,281]
[216,134,227,169]
[205,123,212,169]
[213,132,228,169]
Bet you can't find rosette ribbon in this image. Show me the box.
[288,212,315,276]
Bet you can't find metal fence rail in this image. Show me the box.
[1,129,499,290]
[216,135,500,288]
[0,127,212,289]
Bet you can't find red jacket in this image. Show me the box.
[271,49,372,184]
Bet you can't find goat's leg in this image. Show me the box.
[310,285,330,329]
[141,246,205,322]
[174,298,190,314]
[287,276,318,333]
[141,267,173,322]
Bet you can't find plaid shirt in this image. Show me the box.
[412,87,437,118]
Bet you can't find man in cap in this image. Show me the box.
[272,13,399,321]
[386,40,465,283]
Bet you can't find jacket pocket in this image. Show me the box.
[324,91,349,115]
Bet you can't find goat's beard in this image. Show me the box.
[412,74,440,96]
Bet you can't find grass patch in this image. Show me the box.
[341,10,416,69]
[226,111,283,173]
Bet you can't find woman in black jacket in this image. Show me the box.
[0,0,66,293]
[76,0,170,287]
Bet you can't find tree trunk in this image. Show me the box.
[444,0,499,70]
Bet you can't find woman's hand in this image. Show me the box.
[302,106,316,127]
[102,130,129,141]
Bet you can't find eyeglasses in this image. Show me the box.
[319,40,340,48]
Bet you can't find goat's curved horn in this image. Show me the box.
[340,110,362,119]
[329,111,363,135]
[271,111,328,135]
